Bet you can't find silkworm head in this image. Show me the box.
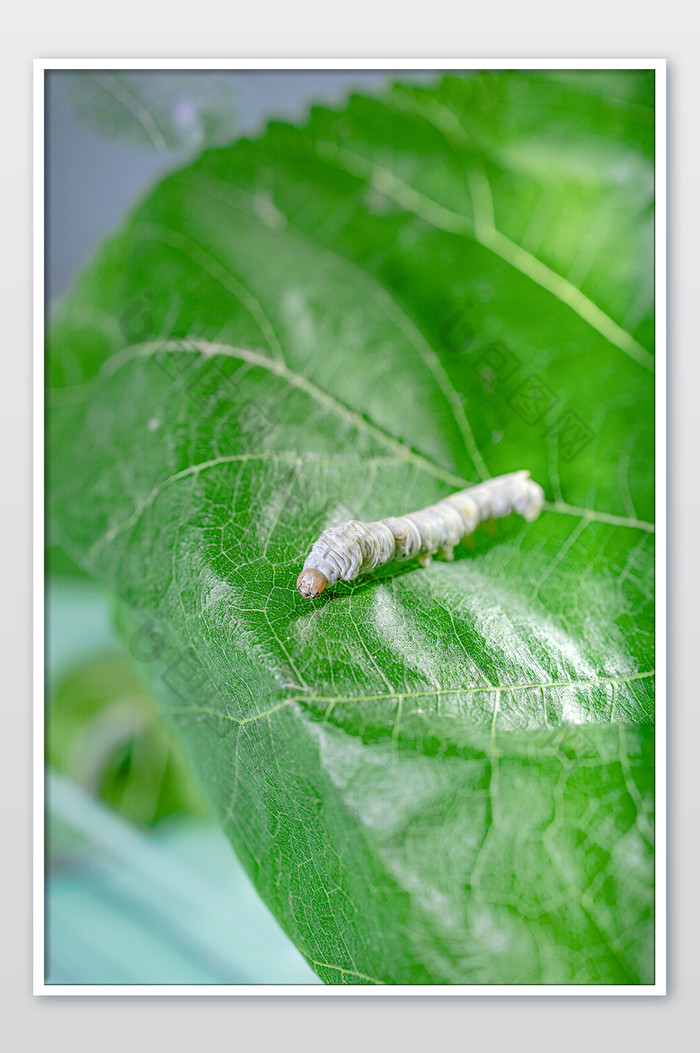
[296,568,329,598]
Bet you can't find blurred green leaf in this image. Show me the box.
[48,71,655,984]
[46,544,89,581]
[48,656,209,827]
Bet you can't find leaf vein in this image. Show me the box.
[315,141,653,371]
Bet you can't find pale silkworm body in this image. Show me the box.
[296,470,544,597]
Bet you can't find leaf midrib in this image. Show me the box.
[164,668,655,728]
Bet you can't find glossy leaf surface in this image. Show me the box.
[49,70,656,984]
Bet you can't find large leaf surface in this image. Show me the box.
[48,71,655,984]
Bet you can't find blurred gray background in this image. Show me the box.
[46,69,437,304]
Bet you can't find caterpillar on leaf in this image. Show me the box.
[296,469,545,598]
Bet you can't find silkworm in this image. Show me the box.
[296,469,545,597]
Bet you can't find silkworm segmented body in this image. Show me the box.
[296,469,545,597]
